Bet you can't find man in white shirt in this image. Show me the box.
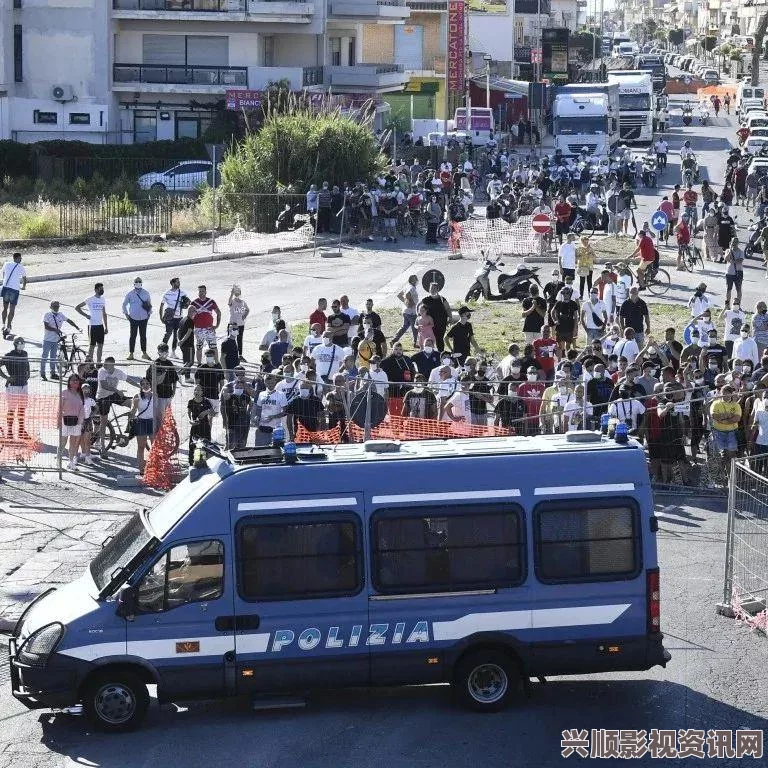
[255,374,288,446]
[41,300,80,381]
[609,387,646,430]
[311,332,344,382]
[734,324,760,366]
[688,282,712,318]
[1,252,27,339]
[680,140,695,160]
[159,277,189,358]
[303,323,324,355]
[365,355,390,398]
[613,328,641,364]
[392,274,419,346]
[95,357,131,453]
[558,233,578,279]
[75,283,108,364]
[581,289,608,343]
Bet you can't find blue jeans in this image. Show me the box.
[41,339,58,377]
[391,311,417,344]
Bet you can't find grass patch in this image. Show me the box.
[290,301,692,359]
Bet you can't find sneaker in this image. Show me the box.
[141,352,152,361]
[171,349,180,359]
[126,353,135,361]
[40,374,47,381]
[82,454,93,466]
[50,373,59,380]
[67,458,77,471]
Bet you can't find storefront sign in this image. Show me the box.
[447,1,465,94]
[225,89,262,110]
[542,27,569,81]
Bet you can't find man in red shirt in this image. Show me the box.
[682,184,698,228]
[674,215,691,271]
[517,365,547,435]
[593,267,617,300]
[533,325,559,381]
[553,194,572,245]
[309,298,327,329]
[657,196,674,244]
[191,285,221,364]
[629,231,657,289]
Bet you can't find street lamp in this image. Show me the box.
[483,54,492,108]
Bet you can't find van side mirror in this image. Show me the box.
[116,585,137,620]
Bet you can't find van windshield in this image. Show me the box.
[90,513,153,593]
[619,93,651,111]
[555,117,607,134]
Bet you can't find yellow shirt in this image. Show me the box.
[710,399,742,432]
[576,246,595,275]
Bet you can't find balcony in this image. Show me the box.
[112,0,315,22]
[329,0,410,23]
[402,55,446,75]
[112,63,248,93]
[327,63,407,91]
[405,0,447,10]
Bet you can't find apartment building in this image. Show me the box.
[1,0,411,144]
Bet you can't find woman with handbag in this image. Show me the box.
[60,374,84,471]
[128,378,155,476]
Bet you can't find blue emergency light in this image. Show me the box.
[615,422,629,444]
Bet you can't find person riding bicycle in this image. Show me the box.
[681,154,697,186]
[680,140,695,162]
[630,230,658,290]
[94,356,134,457]
[654,137,668,170]
[674,215,692,271]
[683,184,699,228]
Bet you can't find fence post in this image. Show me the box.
[717,457,739,616]
[56,368,63,479]
[210,144,217,254]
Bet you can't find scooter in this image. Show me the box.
[465,254,542,302]
[745,216,767,258]
[642,157,658,188]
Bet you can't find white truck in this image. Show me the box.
[551,92,616,157]
[607,70,655,144]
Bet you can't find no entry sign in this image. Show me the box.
[532,213,552,233]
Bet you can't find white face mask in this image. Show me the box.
[205,355,215,363]
[741,331,749,339]
[733,366,742,374]
[371,364,379,372]
[272,312,280,321]
[558,386,568,394]
[511,366,521,375]
[526,374,537,382]
[323,338,332,346]
[15,344,25,352]
[229,331,237,339]
[134,283,142,289]
[694,378,705,385]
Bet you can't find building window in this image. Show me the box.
[33,111,57,125]
[13,0,22,8]
[134,110,157,143]
[372,506,525,594]
[13,25,22,83]
[69,113,91,125]
[329,37,342,66]
[175,111,212,140]
[535,503,640,583]
[262,35,274,67]
[237,515,362,601]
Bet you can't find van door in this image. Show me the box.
[231,496,369,693]
[127,536,233,699]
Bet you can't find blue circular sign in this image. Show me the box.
[651,210,669,232]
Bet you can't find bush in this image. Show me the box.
[0,200,59,239]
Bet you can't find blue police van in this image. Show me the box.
[9,431,670,731]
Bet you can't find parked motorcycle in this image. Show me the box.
[465,255,542,302]
[745,217,767,258]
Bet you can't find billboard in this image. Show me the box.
[447,1,465,94]
[542,27,569,81]
[468,0,508,13]
[225,89,262,110]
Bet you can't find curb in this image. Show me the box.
[26,240,321,284]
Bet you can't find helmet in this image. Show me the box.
[684,140,691,147]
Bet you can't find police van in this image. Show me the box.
[9,432,670,731]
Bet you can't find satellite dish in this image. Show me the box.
[350,388,387,429]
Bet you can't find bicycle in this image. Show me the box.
[58,333,88,375]
[397,208,427,238]
[614,259,671,297]
[680,243,705,272]
[90,400,181,456]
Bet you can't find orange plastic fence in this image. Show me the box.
[0,393,59,464]
[295,416,511,444]
[142,406,182,491]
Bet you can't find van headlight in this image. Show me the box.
[18,624,64,667]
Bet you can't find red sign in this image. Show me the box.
[531,49,543,64]
[447,1,465,95]
[532,213,552,233]
[225,89,262,110]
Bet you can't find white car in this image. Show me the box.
[748,127,768,139]
[743,136,768,155]
[138,160,213,192]
[747,156,768,176]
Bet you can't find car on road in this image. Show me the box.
[701,69,720,85]
[747,127,768,140]
[747,156,768,177]
[137,160,214,193]
[743,136,768,155]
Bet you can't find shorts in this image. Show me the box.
[384,218,397,228]
[88,324,105,345]
[1,287,20,305]
[617,210,632,221]
[561,267,576,279]
[556,331,574,343]
[97,391,128,416]
[62,423,82,438]
[637,259,653,273]
[134,418,154,437]
[712,429,738,453]
[194,327,217,347]
[725,272,743,290]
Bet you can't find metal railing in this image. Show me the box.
[113,63,248,87]
[719,455,768,627]
[302,66,325,87]
[113,0,245,10]
[59,197,175,237]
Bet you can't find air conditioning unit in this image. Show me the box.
[51,84,75,102]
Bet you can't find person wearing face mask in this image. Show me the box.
[734,325,759,368]
[122,277,152,361]
[380,342,417,416]
[194,350,225,418]
[580,288,608,344]
[710,385,742,472]
[1,336,30,440]
[146,343,178,431]
[586,363,613,421]
[311,332,344,383]
[75,282,108,364]
[283,381,325,437]
[445,307,480,365]
[190,285,221,365]
[401,373,438,420]
[609,384,646,431]
[364,355,390,399]
[494,380,526,434]
[750,387,768,455]
[128,378,155,476]
[228,285,250,361]
[516,366,546,435]
[41,300,79,381]
[352,321,387,367]
[268,329,291,370]
[751,302,768,356]
[421,282,451,352]
[254,374,288,446]
[220,324,241,380]
[176,305,197,384]
[303,323,324,356]
[719,299,746,359]
[688,369,708,461]
[187,383,213,464]
[411,339,441,379]
[699,330,726,373]
[562,383,593,431]
[160,277,189,358]
[220,366,254,450]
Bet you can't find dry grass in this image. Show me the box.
[0,200,59,239]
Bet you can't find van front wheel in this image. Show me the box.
[453,649,521,712]
[82,670,149,732]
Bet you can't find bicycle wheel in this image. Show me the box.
[694,246,705,271]
[92,415,116,454]
[416,215,428,237]
[647,268,671,297]
[682,248,693,272]
[111,412,132,449]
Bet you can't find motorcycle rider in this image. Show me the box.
[642,151,657,188]
[584,184,603,229]
[654,136,668,171]
[683,184,699,229]
[680,140,695,162]
[681,151,697,185]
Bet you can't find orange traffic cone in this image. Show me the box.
[141,406,181,491]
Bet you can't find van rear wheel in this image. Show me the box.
[82,670,149,732]
[453,649,521,712]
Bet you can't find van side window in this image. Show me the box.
[237,516,361,600]
[535,504,639,582]
[136,540,224,613]
[372,507,524,594]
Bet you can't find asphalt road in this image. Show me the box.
[0,493,766,768]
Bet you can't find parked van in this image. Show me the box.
[737,82,765,119]
[10,432,670,732]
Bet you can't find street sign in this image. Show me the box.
[532,213,552,233]
[531,48,543,64]
[651,210,669,232]
[422,269,445,292]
